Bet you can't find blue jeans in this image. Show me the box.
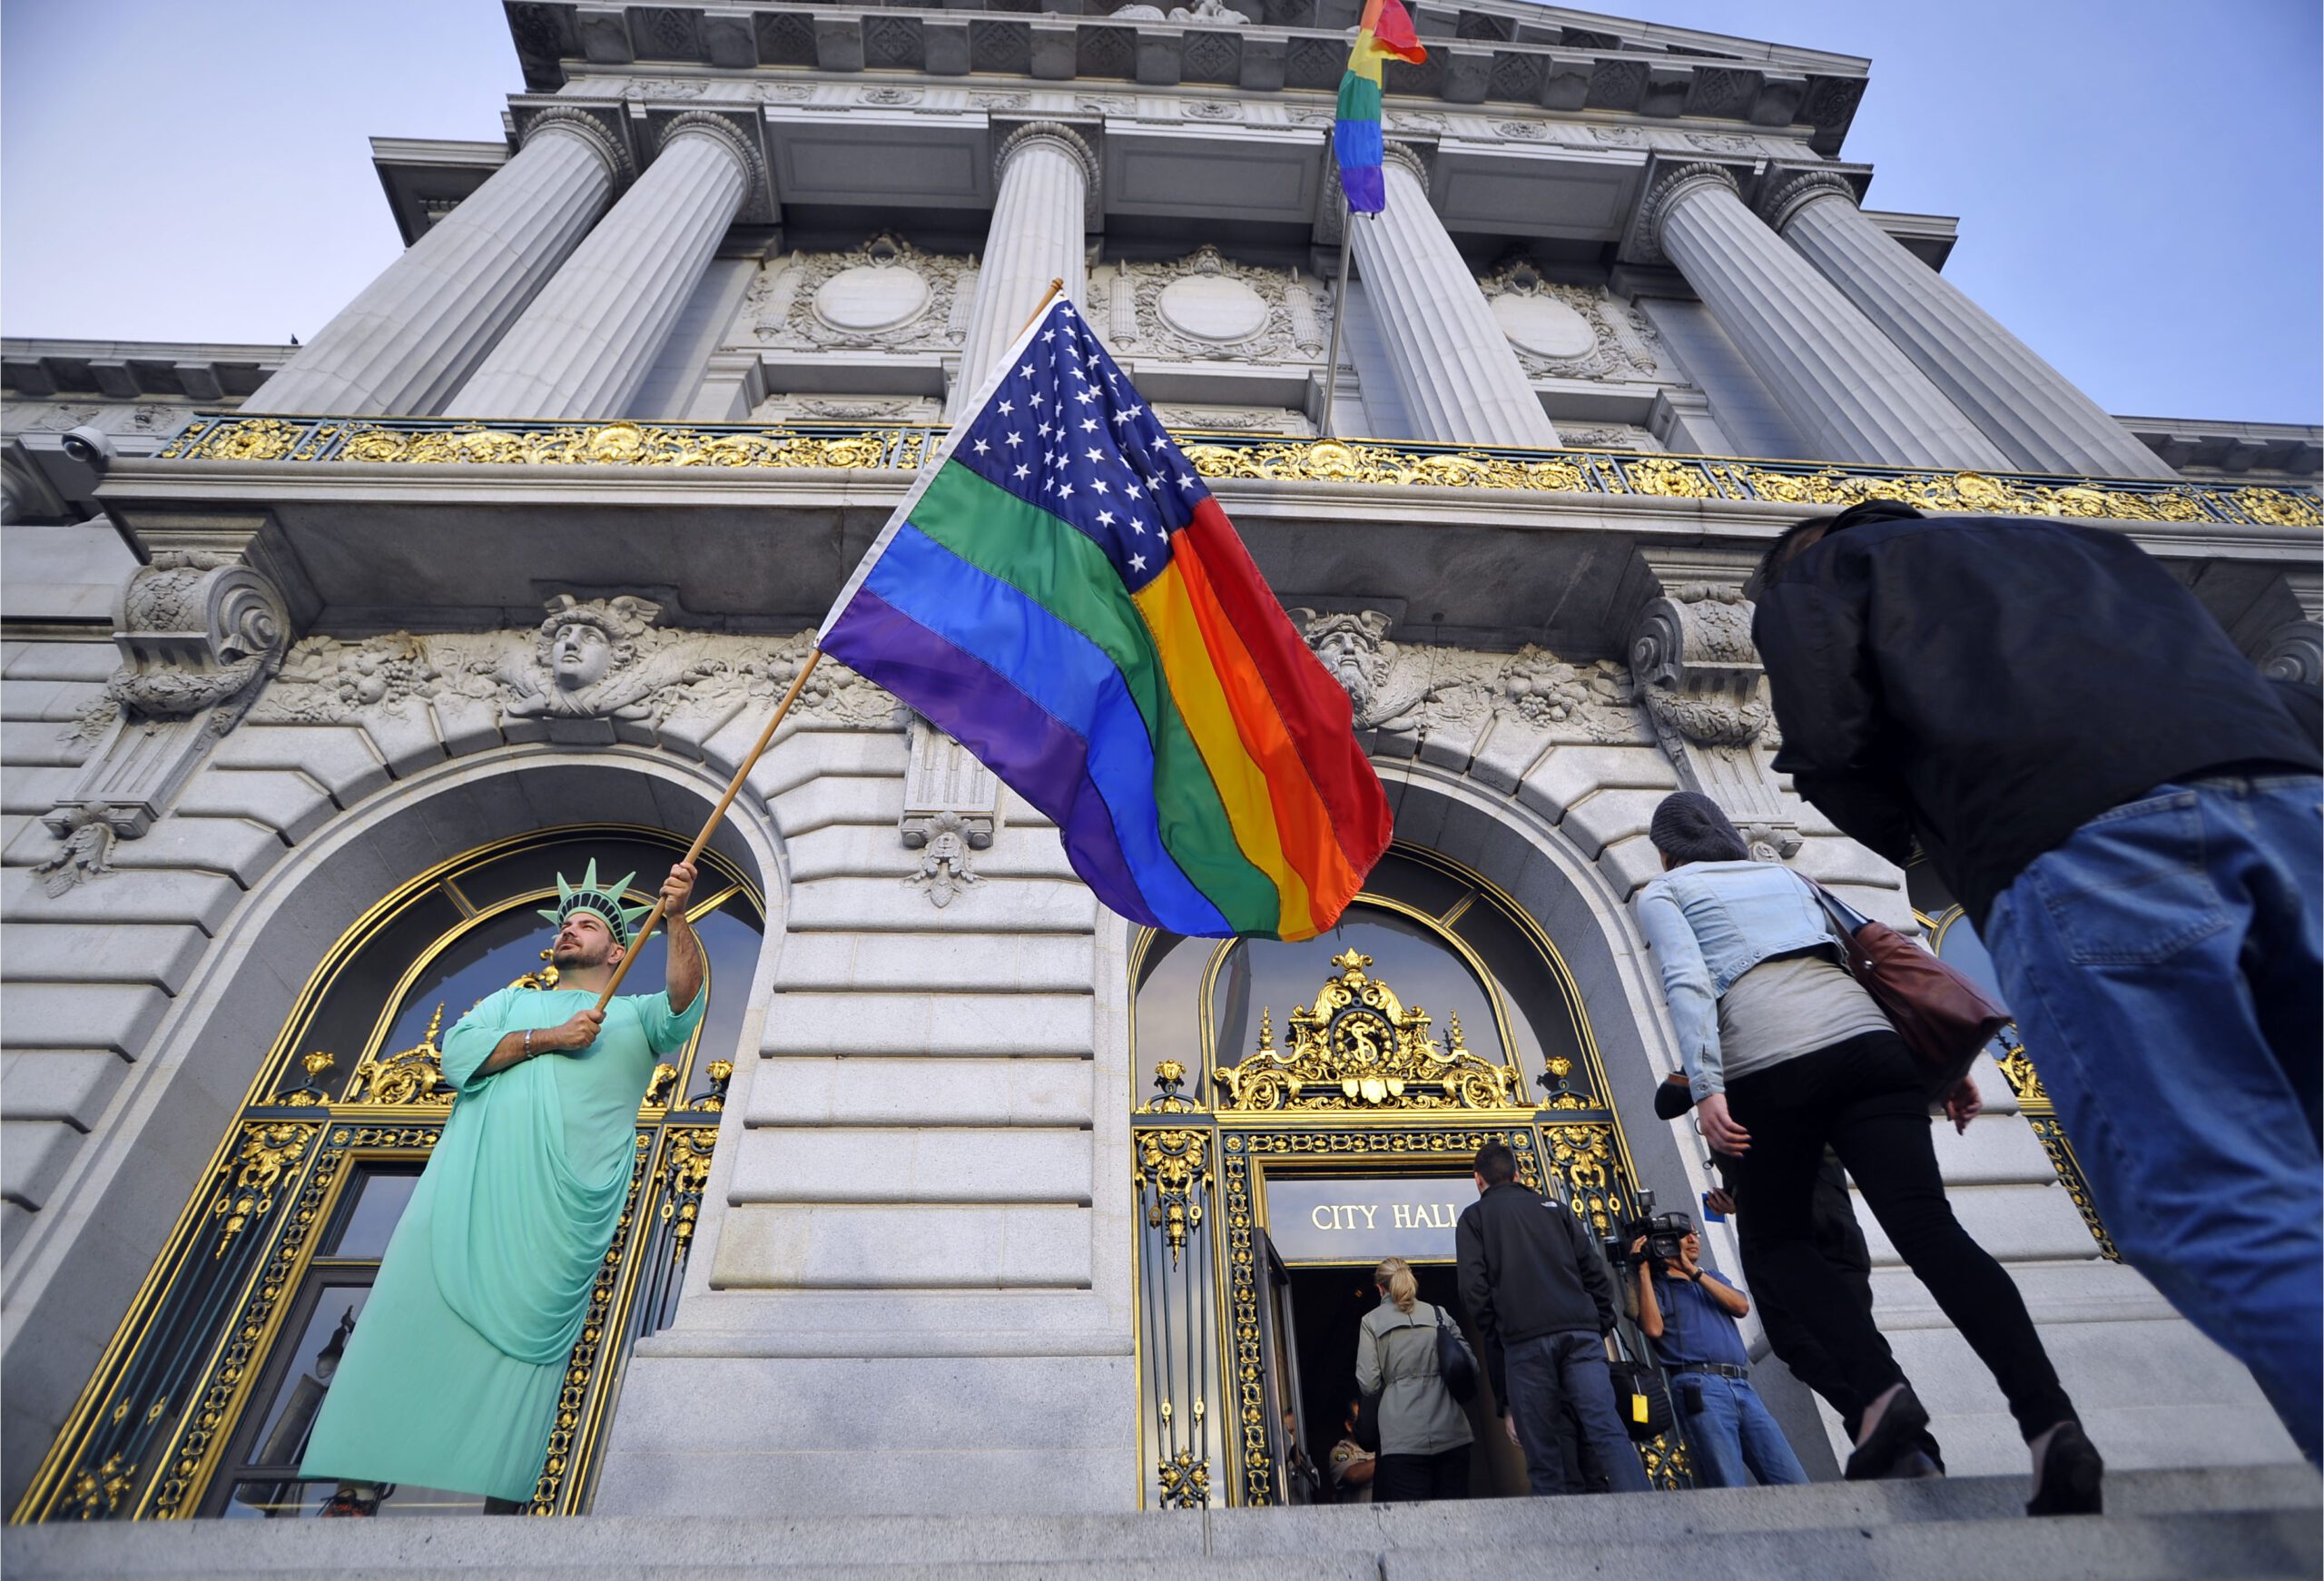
[1669,1370,1807,1488]
[1984,774,2323,1463]
[1503,1330,1652,1496]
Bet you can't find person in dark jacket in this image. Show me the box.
[1454,1141,1649,1496]
[1750,499,2324,1465]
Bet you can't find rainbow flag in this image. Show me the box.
[1334,0,1428,213]
[817,300,1392,940]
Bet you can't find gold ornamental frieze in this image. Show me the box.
[1211,949,1528,1114]
[152,414,2320,530]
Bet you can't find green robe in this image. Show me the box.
[300,983,704,1503]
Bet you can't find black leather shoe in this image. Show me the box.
[1843,1383,1930,1481]
[2025,1420,2103,1517]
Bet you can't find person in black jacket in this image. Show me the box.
[1750,499,2324,1467]
[1455,1141,1650,1496]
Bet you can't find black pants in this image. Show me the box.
[1372,1444,1468,1503]
[1727,1031,2077,1443]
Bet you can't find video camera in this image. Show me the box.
[1603,1189,1692,1272]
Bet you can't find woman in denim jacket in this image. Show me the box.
[1634,792,2101,1517]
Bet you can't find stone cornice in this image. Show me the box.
[503,3,1871,153]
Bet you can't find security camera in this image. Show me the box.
[59,426,116,471]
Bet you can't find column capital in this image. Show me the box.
[1623,160,1741,267]
[518,104,636,187]
[655,109,771,221]
[1381,141,1431,193]
[994,121,1102,225]
[1755,166,1860,233]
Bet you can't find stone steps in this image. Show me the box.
[6,1465,2314,1581]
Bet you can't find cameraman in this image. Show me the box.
[1631,1218,1807,1489]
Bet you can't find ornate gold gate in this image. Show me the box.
[1129,848,1689,1508]
[14,825,761,1522]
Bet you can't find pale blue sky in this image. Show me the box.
[4,0,2316,421]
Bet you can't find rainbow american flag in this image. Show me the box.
[818,300,1391,939]
[1333,0,1429,213]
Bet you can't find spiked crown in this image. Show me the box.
[537,859,653,945]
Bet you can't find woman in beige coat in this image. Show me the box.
[1355,1256,1475,1502]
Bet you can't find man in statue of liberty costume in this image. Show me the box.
[300,858,704,1510]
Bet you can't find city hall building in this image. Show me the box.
[2,0,2317,1551]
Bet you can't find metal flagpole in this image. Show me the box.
[592,277,1071,1011]
[1318,203,1354,440]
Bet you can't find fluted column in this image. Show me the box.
[1349,150,1561,447]
[240,110,628,416]
[447,113,757,420]
[1765,173,2177,479]
[950,124,1097,413]
[1646,165,2012,470]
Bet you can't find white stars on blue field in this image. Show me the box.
[949,301,1212,594]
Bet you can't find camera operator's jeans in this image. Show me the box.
[1670,1371,1807,1488]
[1504,1331,1651,1496]
[1984,773,2323,1464]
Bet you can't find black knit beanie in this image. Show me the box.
[1649,791,1750,865]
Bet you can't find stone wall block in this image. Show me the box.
[709,1201,1092,1289]
[1557,786,1669,858]
[772,931,1093,993]
[0,1120,79,1211]
[0,722,89,771]
[814,16,866,71]
[575,5,635,62]
[1858,1180,2099,1267]
[784,876,1098,934]
[649,694,750,764]
[429,697,506,760]
[1923,1110,2069,1187]
[788,823,1075,884]
[728,1126,1094,1204]
[1789,833,1906,888]
[212,726,389,808]
[1595,832,1666,899]
[1440,44,1492,103]
[0,983,169,1057]
[0,923,209,993]
[2,677,106,723]
[1029,22,1079,78]
[360,712,449,780]
[0,1051,129,1131]
[747,1054,1095,1129]
[1516,742,1677,822]
[0,767,81,817]
[1413,716,1488,776]
[1463,716,1554,795]
[770,775,908,838]
[701,12,756,66]
[924,18,972,74]
[761,991,1094,1057]
[1135,30,1183,85]
[3,642,119,684]
[106,815,286,887]
[0,866,241,934]
[170,768,336,845]
[746,730,911,803]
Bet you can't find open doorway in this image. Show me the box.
[1285,1264,1530,1500]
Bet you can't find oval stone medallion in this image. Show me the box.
[1491,292,1597,360]
[1156,273,1269,344]
[813,266,931,333]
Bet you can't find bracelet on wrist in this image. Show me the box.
[524,1028,534,1059]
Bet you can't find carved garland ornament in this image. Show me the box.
[250,602,900,734]
[1104,246,1328,365]
[1295,608,1643,745]
[1477,260,1661,382]
[1211,949,1527,1113]
[741,232,974,353]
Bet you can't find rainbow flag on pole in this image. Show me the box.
[817,300,1392,940]
[1334,0,1428,213]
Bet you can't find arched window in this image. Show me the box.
[16,825,763,1523]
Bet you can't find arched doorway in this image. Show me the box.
[15,825,763,1521]
[1128,844,1684,1508]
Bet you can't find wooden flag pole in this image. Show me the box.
[591,276,1069,1012]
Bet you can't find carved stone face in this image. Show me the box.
[1305,618,1390,711]
[550,621,614,691]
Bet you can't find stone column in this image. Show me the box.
[1764,173,2177,479]
[950,124,1098,413]
[446,113,759,421]
[1644,164,2012,471]
[239,110,628,416]
[1348,149,1561,448]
